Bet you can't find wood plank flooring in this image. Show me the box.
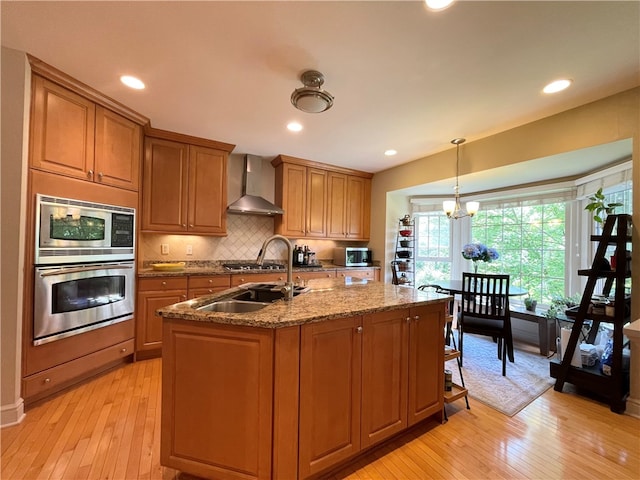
[2,357,639,480]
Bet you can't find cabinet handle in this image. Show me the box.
[208,279,213,284]
[189,224,194,228]
[98,172,103,180]
[406,316,411,323]
[182,224,186,228]
[414,315,420,321]
[121,348,127,353]
[356,326,363,333]
[181,295,187,300]
[44,378,51,384]
[161,281,167,286]
[87,170,93,179]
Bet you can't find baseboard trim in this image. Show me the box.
[1,398,26,428]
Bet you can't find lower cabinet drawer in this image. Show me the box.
[23,339,134,402]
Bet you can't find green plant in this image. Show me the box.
[524,296,537,311]
[584,187,623,225]
[544,293,581,319]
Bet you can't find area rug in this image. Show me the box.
[448,333,554,417]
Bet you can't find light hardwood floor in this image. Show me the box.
[2,357,639,480]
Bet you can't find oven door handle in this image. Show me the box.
[38,264,133,277]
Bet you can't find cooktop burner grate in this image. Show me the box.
[222,262,285,271]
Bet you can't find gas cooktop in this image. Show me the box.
[222,262,285,271]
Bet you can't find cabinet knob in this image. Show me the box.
[406,316,411,323]
[181,295,187,300]
[44,378,51,384]
[208,279,213,284]
[356,326,363,333]
[189,224,194,228]
[98,172,103,180]
[414,315,420,321]
[121,348,127,353]
[208,289,213,293]
[87,170,93,179]
[161,281,167,286]
[182,224,186,228]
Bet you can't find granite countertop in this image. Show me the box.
[156,277,451,328]
[137,261,380,277]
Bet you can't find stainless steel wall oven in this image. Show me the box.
[33,195,136,345]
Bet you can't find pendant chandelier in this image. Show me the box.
[442,138,480,219]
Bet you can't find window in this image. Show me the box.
[411,161,632,307]
[414,212,451,286]
[471,202,566,304]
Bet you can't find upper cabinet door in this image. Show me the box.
[142,137,189,233]
[187,145,227,234]
[327,172,347,238]
[275,162,307,237]
[94,106,141,191]
[345,175,371,239]
[30,76,96,180]
[306,168,327,238]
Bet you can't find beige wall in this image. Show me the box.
[1,47,30,426]
[370,87,640,319]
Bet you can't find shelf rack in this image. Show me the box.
[443,314,469,421]
[391,217,415,286]
[549,213,632,413]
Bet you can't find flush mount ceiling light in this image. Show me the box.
[291,70,334,113]
[442,138,480,220]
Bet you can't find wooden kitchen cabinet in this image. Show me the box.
[298,306,443,477]
[272,155,372,240]
[327,172,371,240]
[299,316,362,478]
[162,320,275,480]
[408,304,445,425]
[30,75,142,191]
[361,309,409,448]
[230,272,287,286]
[293,270,336,283]
[188,275,231,298]
[336,267,380,282]
[141,128,234,235]
[136,276,188,357]
[270,161,327,238]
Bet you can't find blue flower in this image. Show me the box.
[461,242,499,263]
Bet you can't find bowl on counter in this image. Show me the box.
[151,262,186,271]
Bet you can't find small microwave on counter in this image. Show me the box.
[333,247,372,267]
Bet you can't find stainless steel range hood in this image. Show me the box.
[227,155,284,216]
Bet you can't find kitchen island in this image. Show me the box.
[156,278,451,480]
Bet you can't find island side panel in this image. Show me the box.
[408,304,445,426]
[272,326,301,480]
[161,319,274,480]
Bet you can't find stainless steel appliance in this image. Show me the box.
[333,247,372,267]
[35,194,135,265]
[33,194,136,345]
[33,261,135,345]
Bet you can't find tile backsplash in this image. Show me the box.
[139,214,356,265]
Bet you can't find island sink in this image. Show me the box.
[197,299,271,313]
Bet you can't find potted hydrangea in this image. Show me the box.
[461,242,500,273]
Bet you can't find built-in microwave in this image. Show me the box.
[333,247,372,267]
[35,194,135,265]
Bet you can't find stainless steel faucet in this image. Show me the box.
[256,234,294,301]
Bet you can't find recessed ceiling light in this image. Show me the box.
[287,122,303,132]
[425,0,455,11]
[120,75,145,90]
[385,149,397,156]
[543,79,572,94]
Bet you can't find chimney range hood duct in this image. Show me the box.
[227,155,284,216]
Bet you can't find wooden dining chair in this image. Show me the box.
[458,273,514,376]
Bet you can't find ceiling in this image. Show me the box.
[2,1,638,186]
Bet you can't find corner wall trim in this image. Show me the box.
[1,398,26,428]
